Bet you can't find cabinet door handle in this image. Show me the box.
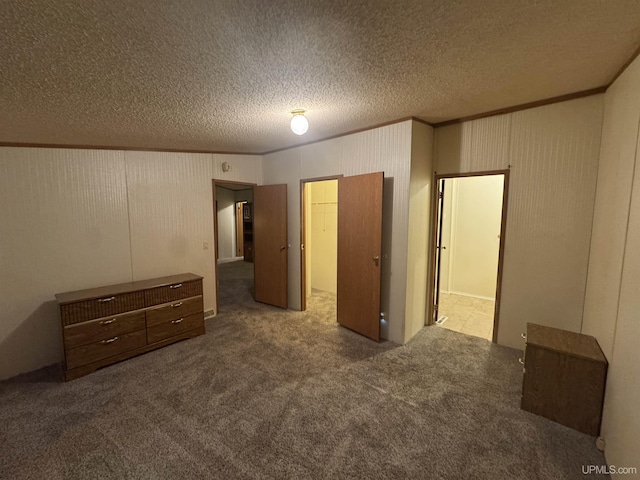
[171,318,184,324]
[100,318,116,325]
[98,296,115,303]
[521,333,527,339]
[518,357,525,365]
[169,283,183,289]
[171,302,183,308]
[101,336,118,345]
[373,255,380,266]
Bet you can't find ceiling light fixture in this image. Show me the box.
[290,109,309,135]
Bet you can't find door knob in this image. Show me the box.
[373,255,380,266]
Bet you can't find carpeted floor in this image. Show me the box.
[0,261,609,479]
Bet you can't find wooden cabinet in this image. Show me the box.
[521,323,607,436]
[56,273,205,380]
[243,202,254,262]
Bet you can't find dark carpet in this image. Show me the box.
[0,261,609,479]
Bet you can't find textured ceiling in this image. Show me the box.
[2,0,640,154]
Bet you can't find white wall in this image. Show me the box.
[439,178,453,293]
[262,147,302,312]
[446,175,503,300]
[308,180,338,293]
[125,151,216,317]
[264,120,429,344]
[581,55,640,477]
[304,183,312,299]
[404,121,434,341]
[434,95,604,349]
[234,189,253,203]
[0,149,132,379]
[215,186,237,260]
[0,147,262,379]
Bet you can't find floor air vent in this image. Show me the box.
[436,316,448,325]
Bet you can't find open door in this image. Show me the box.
[235,202,244,257]
[337,172,383,341]
[254,184,288,308]
[433,178,446,323]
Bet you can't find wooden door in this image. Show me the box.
[235,203,244,257]
[254,184,288,308]
[337,172,383,340]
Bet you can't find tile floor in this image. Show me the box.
[436,293,495,341]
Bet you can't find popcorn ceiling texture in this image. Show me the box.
[1,0,639,153]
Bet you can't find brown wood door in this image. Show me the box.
[254,184,288,308]
[235,203,244,257]
[337,172,383,340]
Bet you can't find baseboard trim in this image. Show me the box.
[448,291,495,302]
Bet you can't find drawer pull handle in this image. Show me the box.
[521,333,527,339]
[172,318,184,324]
[100,318,117,325]
[518,357,525,365]
[101,336,118,345]
[170,283,183,289]
[171,302,183,308]
[98,296,115,303]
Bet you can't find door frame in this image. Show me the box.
[299,175,343,311]
[235,202,245,257]
[212,179,257,314]
[426,169,510,343]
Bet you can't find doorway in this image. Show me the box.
[300,178,339,321]
[429,170,509,342]
[213,181,256,312]
[300,172,384,342]
[213,179,289,314]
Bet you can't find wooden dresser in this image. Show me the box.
[56,273,205,381]
[521,323,607,436]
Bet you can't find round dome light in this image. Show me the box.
[290,110,309,135]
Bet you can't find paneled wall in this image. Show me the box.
[264,120,423,344]
[0,147,261,379]
[582,55,640,476]
[0,148,131,379]
[213,154,262,185]
[125,152,217,312]
[434,95,604,349]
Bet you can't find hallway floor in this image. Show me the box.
[436,293,495,341]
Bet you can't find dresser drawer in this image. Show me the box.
[64,311,146,350]
[146,296,203,327]
[66,329,147,370]
[145,280,203,306]
[60,291,145,326]
[147,312,204,344]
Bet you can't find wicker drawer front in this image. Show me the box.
[144,280,202,306]
[146,296,203,328]
[64,311,146,350]
[60,292,145,326]
[147,312,204,344]
[66,329,146,370]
